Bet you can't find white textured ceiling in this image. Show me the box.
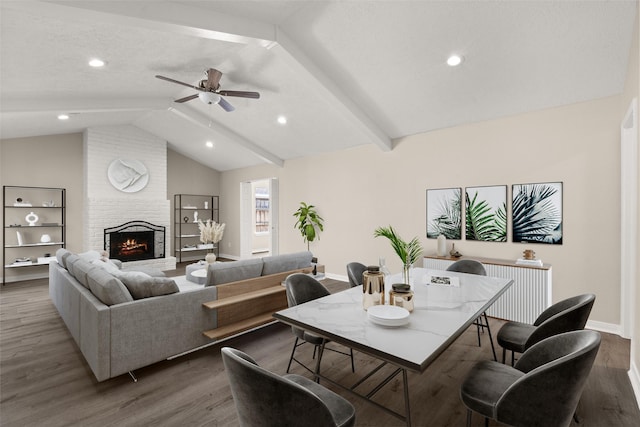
[0,1,637,171]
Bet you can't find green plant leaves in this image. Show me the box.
[293,202,324,249]
[465,191,507,242]
[374,225,423,265]
[427,190,462,239]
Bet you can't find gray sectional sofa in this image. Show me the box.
[49,249,314,382]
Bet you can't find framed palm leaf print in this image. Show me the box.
[465,185,507,242]
[512,182,563,244]
[426,187,462,239]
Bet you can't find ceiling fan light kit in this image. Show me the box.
[198,92,221,105]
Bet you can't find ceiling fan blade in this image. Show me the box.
[155,75,204,91]
[174,94,199,103]
[218,90,260,99]
[218,97,235,112]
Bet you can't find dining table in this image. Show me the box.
[273,267,513,426]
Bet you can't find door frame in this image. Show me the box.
[621,98,638,340]
[240,178,279,259]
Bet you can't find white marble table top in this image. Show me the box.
[274,268,513,372]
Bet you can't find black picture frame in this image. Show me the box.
[512,182,563,244]
[426,187,462,240]
[465,185,507,242]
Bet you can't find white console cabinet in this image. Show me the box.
[423,254,552,324]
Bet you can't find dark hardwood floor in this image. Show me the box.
[1,266,638,426]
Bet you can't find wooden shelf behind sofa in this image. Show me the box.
[202,313,277,340]
[202,264,324,341]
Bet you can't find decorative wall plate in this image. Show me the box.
[107,159,149,193]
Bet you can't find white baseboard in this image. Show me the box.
[325,273,348,282]
[629,361,640,411]
[218,253,240,261]
[586,319,622,336]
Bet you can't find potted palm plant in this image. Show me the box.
[293,202,324,251]
[374,225,423,284]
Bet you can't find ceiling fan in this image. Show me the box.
[155,68,260,112]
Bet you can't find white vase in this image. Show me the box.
[205,252,217,264]
[40,234,51,243]
[437,234,447,256]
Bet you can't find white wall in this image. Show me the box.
[0,133,84,282]
[221,95,622,327]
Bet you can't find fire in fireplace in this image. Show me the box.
[104,221,165,263]
[110,231,154,261]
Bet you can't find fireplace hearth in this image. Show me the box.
[104,221,165,262]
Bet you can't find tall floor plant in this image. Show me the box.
[293,202,324,251]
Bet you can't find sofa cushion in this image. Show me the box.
[261,251,313,276]
[91,258,123,275]
[87,268,134,306]
[69,259,97,289]
[206,258,264,286]
[55,248,71,269]
[117,271,179,299]
[125,267,166,278]
[65,253,81,274]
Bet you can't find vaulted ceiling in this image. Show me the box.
[1,1,637,171]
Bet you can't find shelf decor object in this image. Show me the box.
[3,185,66,285]
[25,211,39,226]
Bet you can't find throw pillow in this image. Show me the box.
[78,250,102,263]
[87,268,134,306]
[117,271,179,299]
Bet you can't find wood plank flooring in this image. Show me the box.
[1,269,639,426]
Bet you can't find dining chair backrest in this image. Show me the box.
[285,273,331,307]
[346,262,367,287]
[221,347,342,427]
[527,293,595,348]
[496,330,601,427]
[446,259,487,276]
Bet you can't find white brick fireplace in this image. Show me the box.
[83,125,176,271]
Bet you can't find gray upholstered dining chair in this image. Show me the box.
[460,330,601,427]
[346,262,367,288]
[285,273,355,378]
[446,259,497,361]
[497,293,596,365]
[221,347,356,427]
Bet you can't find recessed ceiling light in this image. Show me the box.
[57,114,69,120]
[277,115,287,125]
[206,141,214,148]
[88,58,106,68]
[447,54,463,67]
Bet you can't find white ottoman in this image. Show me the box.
[186,262,207,284]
